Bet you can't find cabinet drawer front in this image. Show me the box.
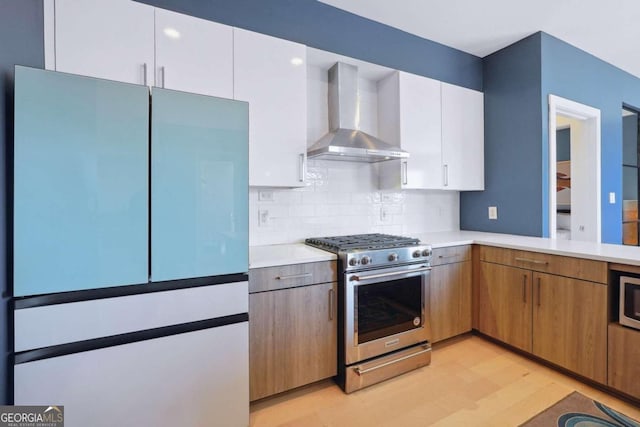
[249,261,337,293]
[479,246,606,283]
[431,245,471,266]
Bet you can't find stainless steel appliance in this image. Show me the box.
[306,62,409,162]
[306,234,432,393]
[620,275,640,330]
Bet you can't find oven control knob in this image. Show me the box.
[388,253,398,262]
[348,258,358,266]
[412,250,422,258]
[422,249,432,257]
[360,256,371,265]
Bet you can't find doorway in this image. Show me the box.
[622,107,640,245]
[548,95,601,243]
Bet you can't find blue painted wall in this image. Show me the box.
[541,32,640,243]
[0,0,44,404]
[135,0,482,90]
[460,33,543,236]
[557,128,570,162]
[462,32,640,244]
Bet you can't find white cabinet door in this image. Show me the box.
[155,9,233,98]
[441,82,485,190]
[54,0,154,85]
[378,71,442,190]
[15,322,249,427]
[233,28,307,187]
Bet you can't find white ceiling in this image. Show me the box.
[319,0,640,78]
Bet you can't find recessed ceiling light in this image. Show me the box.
[163,27,181,39]
[290,57,304,66]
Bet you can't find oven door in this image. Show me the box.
[344,263,431,365]
[620,276,640,330]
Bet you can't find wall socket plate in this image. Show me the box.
[609,192,616,204]
[488,206,498,220]
[258,191,274,202]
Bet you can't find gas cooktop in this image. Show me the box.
[305,233,420,253]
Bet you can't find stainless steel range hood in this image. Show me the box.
[307,62,409,162]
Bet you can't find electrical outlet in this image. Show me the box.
[609,192,616,204]
[258,209,270,227]
[259,191,274,202]
[381,193,393,203]
[488,206,498,220]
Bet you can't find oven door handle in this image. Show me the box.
[354,344,432,376]
[349,266,431,282]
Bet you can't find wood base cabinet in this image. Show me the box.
[430,246,472,342]
[478,262,532,352]
[249,281,337,401]
[608,323,640,399]
[477,247,608,384]
[532,272,607,384]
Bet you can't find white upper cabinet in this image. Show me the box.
[154,9,233,98]
[233,28,308,188]
[53,0,155,85]
[441,83,485,191]
[378,71,442,190]
[378,71,484,191]
[51,2,233,97]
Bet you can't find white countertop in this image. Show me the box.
[414,230,640,266]
[249,243,337,269]
[251,230,640,268]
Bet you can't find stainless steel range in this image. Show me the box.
[305,233,432,393]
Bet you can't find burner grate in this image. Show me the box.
[305,233,420,252]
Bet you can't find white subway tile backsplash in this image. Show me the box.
[249,160,460,246]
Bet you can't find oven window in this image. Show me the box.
[625,282,640,319]
[356,275,422,344]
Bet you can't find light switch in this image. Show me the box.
[488,206,498,220]
[609,192,616,204]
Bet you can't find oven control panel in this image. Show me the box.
[343,245,432,271]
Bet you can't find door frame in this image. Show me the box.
[548,94,601,242]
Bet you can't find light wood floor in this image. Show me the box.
[249,335,640,426]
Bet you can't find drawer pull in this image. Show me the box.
[514,257,549,266]
[275,273,312,280]
[354,345,431,376]
[438,254,460,259]
[522,274,527,303]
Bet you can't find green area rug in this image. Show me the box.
[520,391,640,427]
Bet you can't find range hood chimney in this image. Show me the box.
[307,62,409,162]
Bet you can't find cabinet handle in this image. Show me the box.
[299,153,306,183]
[537,277,541,307]
[402,161,408,185]
[275,272,312,280]
[522,274,527,303]
[354,345,431,375]
[329,288,335,321]
[514,257,549,266]
[160,66,166,88]
[142,63,147,86]
[438,254,460,259]
[443,164,449,187]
